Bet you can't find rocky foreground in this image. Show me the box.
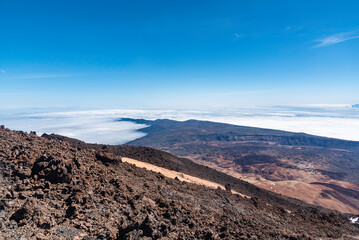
[0,126,358,239]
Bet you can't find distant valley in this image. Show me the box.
[124,118,359,214]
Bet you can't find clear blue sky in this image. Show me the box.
[1,0,358,109]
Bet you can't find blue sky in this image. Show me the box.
[1,0,359,109]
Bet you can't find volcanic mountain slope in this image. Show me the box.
[123,119,359,214]
[1,127,359,239]
[42,133,309,210]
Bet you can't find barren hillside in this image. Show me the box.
[124,119,359,214]
[1,125,359,239]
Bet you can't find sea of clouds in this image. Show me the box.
[1,105,359,144]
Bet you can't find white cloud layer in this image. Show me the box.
[0,113,147,144]
[1,105,359,144]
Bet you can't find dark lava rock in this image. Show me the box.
[31,155,74,184]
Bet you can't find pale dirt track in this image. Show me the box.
[121,157,249,198]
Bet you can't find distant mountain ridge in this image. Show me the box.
[121,118,359,150]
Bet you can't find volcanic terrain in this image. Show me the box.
[124,119,359,214]
[1,125,359,239]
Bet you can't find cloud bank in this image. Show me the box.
[0,113,147,145]
[1,105,359,144]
